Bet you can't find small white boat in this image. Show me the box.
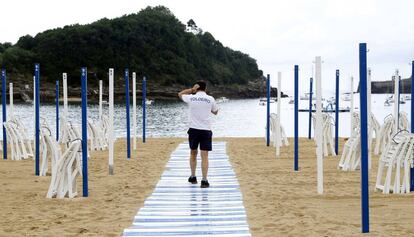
[217,97,229,103]
[326,97,336,105]
[259,97,276,103]
[386,95,394,103]
[145,99,153,105]
[341,92,352,101]
[384,95,405,105]
[300,92,315,100]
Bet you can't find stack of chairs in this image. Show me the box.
[3,117,33,160]
[338,112,380,171]
[375,131,414,194]
[313,113,336,156]
[60,115,109,152]
[269,113,289,149]
[41,121,83,198]
[87,115,109,151]
[374,112,410,155]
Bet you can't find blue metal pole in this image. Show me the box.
[266,74,270,146]
[125,69,131,159]
[35,64,40,175]
[294,65,299,171]
[359,43,370,233]
[1,69,7,160]
[142,76,147,143]
[335,70,340,155]
[55,80,59,141]
[81,67,88,197]
[308,78,313,139]
[411,61,414,191]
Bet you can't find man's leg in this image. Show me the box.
[190,149,198,177]
[200,150,209,180]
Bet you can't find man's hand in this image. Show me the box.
[192,84,200,93]
[178,84,199,100]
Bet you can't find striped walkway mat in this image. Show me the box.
[122,142,251,237]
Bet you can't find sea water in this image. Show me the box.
[1,94,409,138]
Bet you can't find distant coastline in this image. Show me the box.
[357,77,413,93]
[5,76,288,103]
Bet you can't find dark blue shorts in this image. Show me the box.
[187,128,212,151]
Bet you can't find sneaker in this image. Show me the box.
[188,176,197,184]
[200,180,210,188]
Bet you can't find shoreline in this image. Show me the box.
[3,75,288,103]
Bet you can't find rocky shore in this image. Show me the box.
[1,76,288,103]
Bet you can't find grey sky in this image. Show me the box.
[1,0,413,94]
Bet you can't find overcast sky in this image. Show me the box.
[1,0,413,94]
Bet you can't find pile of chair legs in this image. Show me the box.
[312,113,336,156]
[3,117,33,160]
[375,131,414,194]
[41,120,83,198]
[269,113,289,148]
[338,112,380,171]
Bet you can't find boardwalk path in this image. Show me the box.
[122,142,252,236]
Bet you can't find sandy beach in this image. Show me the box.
[226,138,414,237]
[1,137,414,236]
[0,138,183,237]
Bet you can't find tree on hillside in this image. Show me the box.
[0,6,262,86]
[186,19,202,35]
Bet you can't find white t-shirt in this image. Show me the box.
[182,91,218,131]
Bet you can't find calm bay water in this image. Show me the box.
[2,94,411,139]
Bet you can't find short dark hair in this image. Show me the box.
[196,81,206,91]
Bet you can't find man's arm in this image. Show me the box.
[178,84,200,100]
[211,99,219,115]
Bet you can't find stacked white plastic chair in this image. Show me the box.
[270,71,289,157]
[3,117,34,160]
[42,121,83,198]
[313,113,336,156]
[39,121,59,176]
[59,118,81,146]
[338,112,380,171]
[87,116,109,151]
[375,131,414,194]
[269,113,289,148]
[374,112,410,155]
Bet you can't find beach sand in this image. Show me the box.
[226,137,414,237]
[1,137,414,236]
[0,138,184,237]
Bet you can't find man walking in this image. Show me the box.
[178,81,218,188]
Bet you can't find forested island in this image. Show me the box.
[0,6,277,102]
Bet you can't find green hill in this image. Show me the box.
[0,6,262,87]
